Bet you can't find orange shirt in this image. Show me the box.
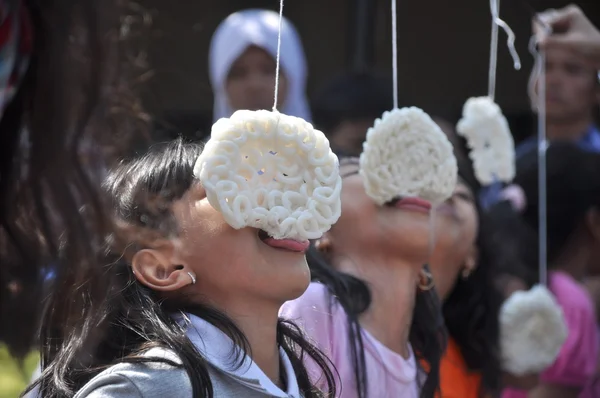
[438,337,482,398]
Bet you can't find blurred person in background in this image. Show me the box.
[540,14,600,382]
[0,2,147,398]
[480,5,600,209]
[0,0,147,361]
[519,34,599,156]
[209,9,311,122]
[519,5,600,156]
[311,71,393,156]
[499,143,600,398]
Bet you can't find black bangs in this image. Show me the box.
[456,155,481,194]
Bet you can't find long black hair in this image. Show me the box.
[306,157,446,398]
[514,142,600,270]
[442,157,503,397]
[31,138,337,398]
[0,0,149,358]
[486,143,600,288]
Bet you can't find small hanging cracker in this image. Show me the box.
[456,97,516,186]
[194,109,342,241]
[359,107,457,206]
[499,285,568,375]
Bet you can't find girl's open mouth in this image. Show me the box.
[386,197,432,214]
[258,229,309,253]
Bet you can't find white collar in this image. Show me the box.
[182,313,301,398]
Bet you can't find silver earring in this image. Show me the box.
[187,272,196,285]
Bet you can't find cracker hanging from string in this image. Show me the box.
[359,0,457,206]
[457,97,515,185]
[497,16,568,378]
[194,0,342,241]
[456,0,519,187]
[360,108,457,207]
[499,285,567,375]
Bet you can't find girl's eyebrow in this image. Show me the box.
[339,157,360,178]
[341,169,359,179]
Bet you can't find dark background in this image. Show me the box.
[139,0,600,142]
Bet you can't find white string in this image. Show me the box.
[427,209,438,258]
[391,0,398,109]
[527,36,540,104]
[537,52,548,286]
[488,0,521,100]
[496,17,521,70]
[488,0,500,99]
[272,0,285,111]
[529,24,551,286]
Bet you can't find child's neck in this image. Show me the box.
[337,255,419,359]
[229,302,283,387]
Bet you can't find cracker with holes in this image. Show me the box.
[359,107,457,206]
[500,285,567,375]
[456,96,515,185]
[194,110,342,242]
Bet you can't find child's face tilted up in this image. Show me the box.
[130,180,311,309]
[119,112,343,314]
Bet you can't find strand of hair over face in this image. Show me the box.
[272,0,285,111]
[529,21,552,286]
[488,0,521,100]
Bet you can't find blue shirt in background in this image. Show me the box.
[479,125,600,209]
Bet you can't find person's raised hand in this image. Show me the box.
[534,5,600,67]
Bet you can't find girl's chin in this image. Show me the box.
[269,261,311,301]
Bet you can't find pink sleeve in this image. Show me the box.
[541,297,599,387]
[280,283,337,388]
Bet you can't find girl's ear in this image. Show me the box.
[315,232,333,254]
[462,245,479,278]
[131,241,195,292]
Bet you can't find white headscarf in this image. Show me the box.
[209,9,311,122]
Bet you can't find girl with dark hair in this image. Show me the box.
[281,157,446,398]
[31,139,337,398]
[499,143,600,398]
[1,0,147,358]
[427,157,505,398]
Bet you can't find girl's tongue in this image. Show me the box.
[262,237,310,253]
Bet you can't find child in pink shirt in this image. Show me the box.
[502,271,598,398]
[280,158,445,398]
[281,283,420,398]
[502,144,600,397]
